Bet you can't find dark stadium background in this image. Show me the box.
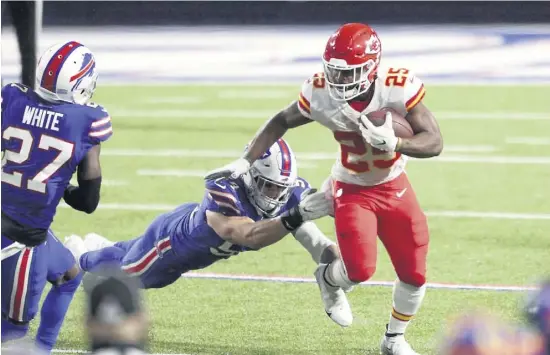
[2,1,550,27]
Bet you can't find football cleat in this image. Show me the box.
[314,263,353,327]
[64,235,87,266]
[380,333,421,355]
[83,233,115,251]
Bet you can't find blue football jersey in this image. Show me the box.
[1,83,113,230]
[164,177,312,271]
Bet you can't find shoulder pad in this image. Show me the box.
[204,178,243,216]
[284,177,313,211]
[2,83,30,100]
[297,73,326,119]
[378,67,426,113]
[86,103,113,144]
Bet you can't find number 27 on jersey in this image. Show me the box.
[2,127,74,193]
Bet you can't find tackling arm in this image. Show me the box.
[206,188,333,249]
[206,211,291,250]
[397,102,443,158]
[63,145,102,214]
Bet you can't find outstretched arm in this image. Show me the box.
[206,212,290,249]
[206,189,332,249]
[204,101,312,181]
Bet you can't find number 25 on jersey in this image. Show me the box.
[334,131,401,173]
[2,127,74,193]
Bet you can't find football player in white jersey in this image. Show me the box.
[206,23,443,355]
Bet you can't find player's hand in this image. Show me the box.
[359,112,399,152]
[281,189,333,231]
[204,158,251,181]
[298,189,333,221]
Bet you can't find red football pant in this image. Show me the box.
[333,173,429,287]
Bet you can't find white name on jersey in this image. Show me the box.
[22,106,62,132]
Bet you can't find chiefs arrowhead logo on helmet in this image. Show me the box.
[368,38,380,53]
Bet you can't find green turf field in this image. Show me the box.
[38,84,550,354]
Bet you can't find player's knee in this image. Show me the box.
[345,262,376,283]
[54,265,83,292]
[397,271,426,288]
[61,271,83,292]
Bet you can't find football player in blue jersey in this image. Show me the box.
[66,139,354,328]
[1,41,112,353]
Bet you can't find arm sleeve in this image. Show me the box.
[63,176,101,214]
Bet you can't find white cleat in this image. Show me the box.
[314,263,353,327]
[64,235,87,264]
[380,334,421,355]
[83,233,115,251]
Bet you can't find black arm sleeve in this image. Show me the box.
[63,176,101,214]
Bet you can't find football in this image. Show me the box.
[365,108,414,138]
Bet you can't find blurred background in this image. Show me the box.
[2,1,550,84]
[1,2,550,355]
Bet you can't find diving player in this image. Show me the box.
[66,139,353,327]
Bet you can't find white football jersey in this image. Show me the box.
[297,67,426,187]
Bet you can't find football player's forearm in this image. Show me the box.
[230,218,290,249]
[397,132,443,158]
[243,114,288,163]
[63,177,101,214]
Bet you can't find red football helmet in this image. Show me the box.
[322,23,382,101]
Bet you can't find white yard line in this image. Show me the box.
[58,202,550,220]
[103,149,550,165]
[136,164,318,177]
[43,266,536,354]
[182,272,537,292]
[506,137,550,145]
[435,112,549,120]
[70,178,128,186]
[52,350,194,355]
[430,155,550,164]
[217,90,293,99]
[442,145,496,153]
[144,97,205,104]
[138,169,207,177]
[100,81,550,87]
[109,109,549,120]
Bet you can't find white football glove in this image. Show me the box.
[280,189,333,231]
[298,189,334,221]
[204,158,251,181]
[359,111,399,152]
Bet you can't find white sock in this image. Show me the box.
[323,258,358,289]
[387,280,426,335]
[292,221,335,264]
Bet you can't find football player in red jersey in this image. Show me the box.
[206,23,443,355]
